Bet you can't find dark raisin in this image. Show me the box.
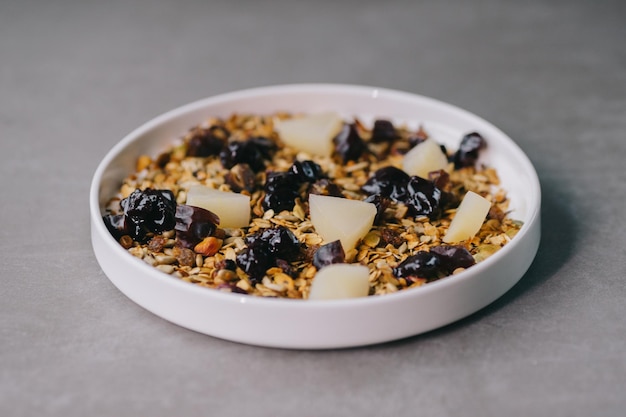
[148,235,167,252]
[290,160,324,183]
[404,176,442,218]
[370,119,398,143]
[430,245,476,273]
[334,123,367,163]
[237,226,301,284]
[408,125,429,148]
[118,188,177,242]
[362,166,410,201]
[364,194,390,225]
[393,251,441,281]
[256,227,301,259]
[380,228,404,247]
[174,204,220,249]
[224,163,256,193]
[103,213,126,240]
[275,258,295,277]
[186,126,228,157]
[453,132,486,169]
[428,169,450,190]
[175,247,196,267]
[220,138,274,172]
[313,240,345,269]
[262,171,300,212]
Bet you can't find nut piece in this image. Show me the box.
[194,237,223,256]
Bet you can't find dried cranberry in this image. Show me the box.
[393,251,441,281]
[361,166,410,201]
[186,126,228,157]
[236,247,271,284]
[404,176,442,218]
[174,204,220,249]
[117,188,177,242]
[430,245,476,273]
[453,132,486,169]
[313,240,345,269]
[334,123,367,163]
[370,119,398,143]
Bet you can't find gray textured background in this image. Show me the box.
[1,0,625,416]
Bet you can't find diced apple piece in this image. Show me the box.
[309,194,377,251]
[402,138,449,178]
[308,264,370,300]
[443,191,491,243]
[274,112,344,157]
[186,185,250,229]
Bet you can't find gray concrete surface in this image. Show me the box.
[1,0,625,416]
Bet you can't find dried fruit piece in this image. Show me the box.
[308,264,370,300]
[108,188,177,242]
[274,112,344,157]
[313,240,345,269]
[393,251,441,281]
[404,176,442,218]
[334,123,367,163]
[402,138,449,179]
[430,245,475,273]
[370,119,398,143]
[237,226,301,284]
[174,204,220,249]
[186,126,228,157]
[224,163,256,193]
[453,132,486,169]
[309,194,377,251]
[443,191,491,243]
[220,137,275,172]
[186,185,250,229]
[361,166,410,201]
[262,171,300,212]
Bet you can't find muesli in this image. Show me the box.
[102,112,522,299]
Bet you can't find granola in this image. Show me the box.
[102,113,522,299]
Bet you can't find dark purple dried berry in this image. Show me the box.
[220,137,275,172]
[257,227,301,259]
[453,132,486,169]
[334,123,367,163]
[313,240,345,269]
[393,251,441,281]
[290,160,324,183]
[364,194,390,225]
[221,259,238,271]
[236,247,271,284]
[103,213,126,240]
[428,169,450,190]
[404,176,442,218]
[408,126,429,148]
[262,171,300,212]
[186,126,228,157]
[430,245,476,273]
[118,188,177,242]
[362,166,410,201]
[370,119,398,143]
[174,204,220,249]
[237,226,301,284]
[225,163,256,193]
[308,179,343,197]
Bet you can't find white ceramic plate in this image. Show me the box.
[90,84,541,349]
